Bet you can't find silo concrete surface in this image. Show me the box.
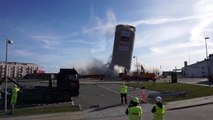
[111,24,136,70]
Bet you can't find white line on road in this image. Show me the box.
[96,84,136,98]
[96,85,120,94]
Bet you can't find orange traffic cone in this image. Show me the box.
[141,90,147,103]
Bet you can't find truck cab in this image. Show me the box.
[16,68,80,103]
[56,68,80,101]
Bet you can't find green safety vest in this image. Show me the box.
[154,104,166,120]
[128,106,143,120]
[120,85,128,94]
[11,86,20,105]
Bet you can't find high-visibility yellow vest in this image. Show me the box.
[11,86,20,105]
[128,106,143,120]
[154,104,165,120]
[120,85,128,94]
[12,87,20,97]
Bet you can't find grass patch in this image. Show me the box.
[127,82,213,102]
[0,105,80,118]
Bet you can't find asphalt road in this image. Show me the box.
[74,82,155,120]
[74,80,213,120]
[73,83,121,109]
[73,82,158,109]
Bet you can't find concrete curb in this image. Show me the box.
[165,95,213,110]
[166,102,213,111]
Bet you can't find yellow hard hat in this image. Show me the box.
[133,97,139,103]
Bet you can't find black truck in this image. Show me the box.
[1,68,80,103]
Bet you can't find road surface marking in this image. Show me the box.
[96,84,136,98]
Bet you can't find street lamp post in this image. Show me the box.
[205,37,209,59]
[133,56,139,80]
[4,38,13,113]
[205,37,211,87]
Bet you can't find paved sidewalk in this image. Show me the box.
[166,95,213,110]
[1,95,213,120]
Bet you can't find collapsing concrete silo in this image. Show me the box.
[111,24,136,71]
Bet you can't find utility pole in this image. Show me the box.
[4,38,14,113]
[205,37,210,87]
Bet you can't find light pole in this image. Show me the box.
[205,37,210,77]
[4,38,13,113]
[205,37,211,87]
[133,56,139,79]
[205,37,209,59]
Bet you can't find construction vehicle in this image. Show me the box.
[139,72,157,81]
[0,68,80,103]
[119,68,130,81]
[121,65,158,81]
[138,65,158,81]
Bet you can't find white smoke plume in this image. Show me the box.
[132,61,161,75]
[77,57,121,77]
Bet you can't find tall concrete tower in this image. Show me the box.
[111,24,136,70]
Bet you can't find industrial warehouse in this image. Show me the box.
[182,54,213,78]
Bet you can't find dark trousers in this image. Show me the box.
[120,93,127,104]
[10,104,15,114]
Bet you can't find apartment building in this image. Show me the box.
[0,61,38,79]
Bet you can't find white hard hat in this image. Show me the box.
[156,96,162,103]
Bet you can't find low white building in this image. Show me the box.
[182,54,213,78]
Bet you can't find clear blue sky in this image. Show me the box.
[0,0,213,73]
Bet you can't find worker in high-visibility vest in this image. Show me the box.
[120,82,128,104]
[10,84,20,114]
[151,96,166,120]
[126,97,143,120]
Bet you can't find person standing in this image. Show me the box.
[120,82,128,104]
[151,96,166,120]
[126,97,143,120]
[10,84,20,114]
